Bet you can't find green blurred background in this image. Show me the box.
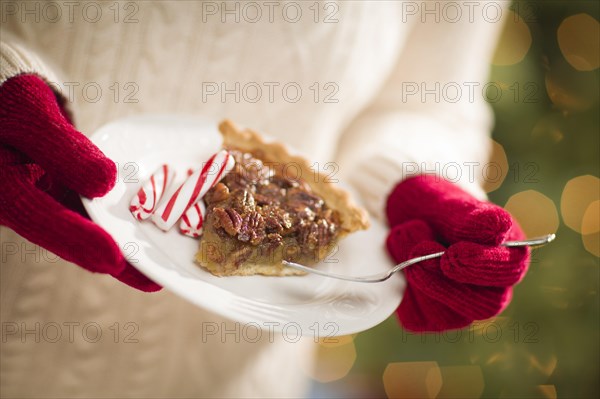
[309,1,599,398]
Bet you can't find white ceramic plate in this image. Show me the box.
[82,115,404,337]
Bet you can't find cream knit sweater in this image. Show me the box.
[1,1,505,397]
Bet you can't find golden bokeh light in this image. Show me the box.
[545,67,598,113]
[493,11,532,66]
[436,365,485,399]
[537,385,558,399]
[560,175,600,233]
[485,351,509,366]
[383,361,442,399]
[470,317,509,337]
[532,113,564,143]
[504,190,560,237]
[482,140,509,193]
[301,339,356,383]
[557,13,600,71]
[317,334,355,348]
[528,354,558,377]
[581,200,600,257]
[581,200,600,235]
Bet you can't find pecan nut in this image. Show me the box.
[206,183,230,204]
[230,189,256,213]
[238,211,266,245]
[213,207,243,236]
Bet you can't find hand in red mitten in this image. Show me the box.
[386,175,529,332]
[0,74,160,292]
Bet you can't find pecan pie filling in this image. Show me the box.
[197,149,342,276]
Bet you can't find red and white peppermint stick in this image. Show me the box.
[152,150,235,231]
[179,201,206,238]
[129,164,175,221]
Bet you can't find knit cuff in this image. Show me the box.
[1,40,72,119]
[337,112,490,222]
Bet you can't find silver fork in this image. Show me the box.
[282,234,556,283]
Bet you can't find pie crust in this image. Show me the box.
[195,120,370,276]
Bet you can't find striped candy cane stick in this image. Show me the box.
[152,150,235,231]
[180,201,206,238]
[129,164,175,221]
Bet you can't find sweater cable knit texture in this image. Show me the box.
[1,1,507,396]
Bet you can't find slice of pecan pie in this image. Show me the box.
[195,120,369,276]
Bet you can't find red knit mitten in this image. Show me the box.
[0,74,160,292]
[386,175,529,332]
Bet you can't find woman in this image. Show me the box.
[0,1,528,397]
